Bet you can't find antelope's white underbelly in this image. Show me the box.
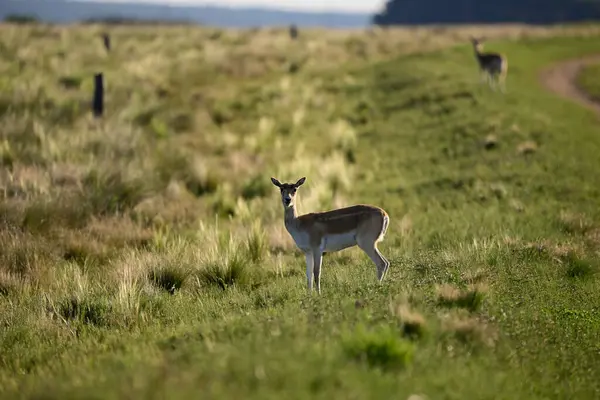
[321,231,357,252]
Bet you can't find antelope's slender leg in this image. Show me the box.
[498,70,507,93]
[374,245,390,281]
[490,73,497,91]
[313,251,323,294]
[357,238,388,282]
[305,252,314,292]
[479,70,487,85]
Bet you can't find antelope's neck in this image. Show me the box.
[284,205,298,230]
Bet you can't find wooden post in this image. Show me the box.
[289,24,298,40]
[92,73,104,118]
[102,33,111,51]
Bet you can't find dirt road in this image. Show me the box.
[539,55,600,116]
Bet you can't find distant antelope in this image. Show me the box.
[271,177,390,294]
[470,37,508,92]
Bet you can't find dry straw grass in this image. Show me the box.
[436,282,489,312]
[441,312,498,348]
[391,302,428,339]
[517,140,538,155]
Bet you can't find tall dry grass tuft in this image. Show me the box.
[108,238,197,323]
[0,271,25,297]
[41,262,114,328]
[436,282,488,312]
[194,233,254,291]
[245,221,270,264]
[330,119,358,152]
[558,211,595,235]
[182,157,220,197]
[0,230,59,278]
[441,312,498,348]
[83,169,153,215]
[113,250,151,320]
[390,302,428,339]
[149,267,190,295]
[196,250,251,291]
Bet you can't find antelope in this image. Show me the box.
[470,37,508,92]
[271,176,390,294]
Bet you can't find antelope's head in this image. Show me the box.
[470,36,484,52]
[270,177,306,208]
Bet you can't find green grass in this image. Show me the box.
[577,62,600,100]
[1,23,600,399]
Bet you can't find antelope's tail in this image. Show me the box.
[378,212,389,242]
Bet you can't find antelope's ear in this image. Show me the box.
[294,177,306,188]
[271,177,282,188]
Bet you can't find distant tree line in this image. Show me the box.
[373,0,600,25]
[4,14,39,24]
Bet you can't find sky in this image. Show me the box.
[82,0,386,13]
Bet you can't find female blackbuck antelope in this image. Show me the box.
[271,177,390,294]
[470,37,508,92]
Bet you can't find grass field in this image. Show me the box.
[577,63,600,100]
[1,22,600,399]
